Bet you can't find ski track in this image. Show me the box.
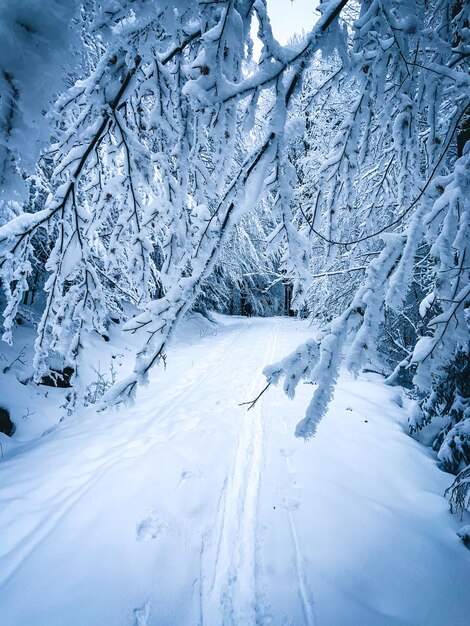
[0,320,254,588]
[283,452,316,626]
[202,321,280,626]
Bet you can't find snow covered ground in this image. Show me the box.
[0,315,468,626]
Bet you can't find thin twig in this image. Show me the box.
[239,381,271,410]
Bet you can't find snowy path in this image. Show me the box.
[0,317,469,626]
[202,320,280,626]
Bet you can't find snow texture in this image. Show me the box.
[0,316,468,626]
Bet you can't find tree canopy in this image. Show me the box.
[0,0,469,510]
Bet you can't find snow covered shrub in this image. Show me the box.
[409,346,470,515]
[83,363,117,406]
[456,523,470,546]
[446,466,470,521]
[419,349,470,474]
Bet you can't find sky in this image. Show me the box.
[267,0,319,43]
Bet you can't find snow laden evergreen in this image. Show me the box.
[0,0,469,515]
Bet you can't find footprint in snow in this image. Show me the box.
[180,468,195,480]
[282,497,301,511]
[136,511,168,542]
[134,601,151,625]
[391,392,403,407]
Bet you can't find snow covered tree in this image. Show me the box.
[0,0,468,513]
[261,0,470,511]
[0,0,351,405]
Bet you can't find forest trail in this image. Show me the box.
[0,316,469,626]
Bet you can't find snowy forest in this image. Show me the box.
[0,1,469,625]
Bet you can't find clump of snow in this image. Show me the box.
[457,525,470,548]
